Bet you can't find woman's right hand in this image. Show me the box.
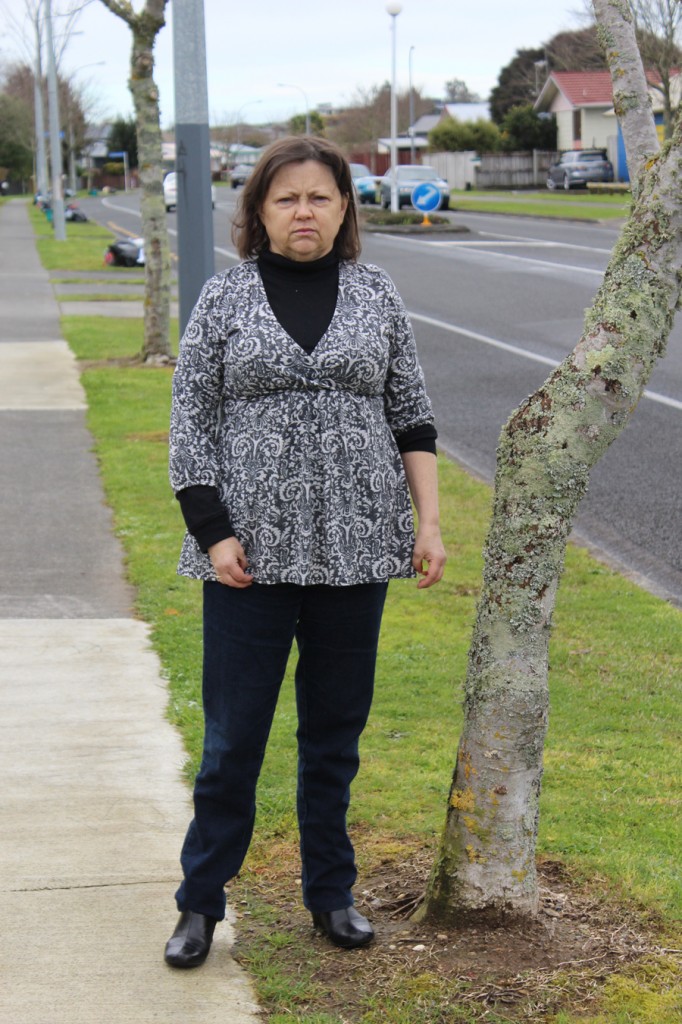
[208,537,254,588]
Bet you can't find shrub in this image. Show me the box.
[428,116,502,153]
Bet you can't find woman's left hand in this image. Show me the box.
[412,525,447,589]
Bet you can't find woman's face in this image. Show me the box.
[259,160,349,262]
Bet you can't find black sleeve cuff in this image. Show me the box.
[394,422,438,455]
[176,485,235,553]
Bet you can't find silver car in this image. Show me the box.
[546,150,614,190]
[379,165,450,210]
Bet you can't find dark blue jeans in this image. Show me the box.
[175,580,388,920]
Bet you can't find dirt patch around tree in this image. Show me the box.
[232,844,679,1021]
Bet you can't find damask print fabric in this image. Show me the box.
[169,260,435,586]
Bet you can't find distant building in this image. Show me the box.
[534,71,614,151]
[408,101,492,142]
[535,69,681,181]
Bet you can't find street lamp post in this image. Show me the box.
[44,0,66,240]
[277,82,310,134]
[173,0,215,334]
[386,2,402,213]
[32,9,48,198]
[409,44,415,163]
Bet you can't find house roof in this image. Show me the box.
[536,70,614,111]
[410,113,442,135]
[442,102,491,122]
[410,102,492,138]
[536,67,681,115]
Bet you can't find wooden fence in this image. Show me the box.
[473,151,558,189]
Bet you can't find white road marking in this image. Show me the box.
[378,233,605,276]
[408,311,682,411]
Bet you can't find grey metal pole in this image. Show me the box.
[44,0,66,240]
[386,3,402,212]
[33,12,48,197]
[409,45,415,164]
[173,0,215,334]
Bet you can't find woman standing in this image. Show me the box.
[165,137,446,967]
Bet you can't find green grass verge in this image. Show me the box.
[61,315,179,360]
[449,189,630,220]
[29,201,116,270]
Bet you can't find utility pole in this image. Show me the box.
[33,7,48,198]
[173,0,215,333]
[44,0,66,240]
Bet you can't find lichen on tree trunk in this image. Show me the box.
[99,0,171,362]
[420,0,680,926]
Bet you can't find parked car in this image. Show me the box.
[546,149,614,190]
[163,171,216,211]
[379,165,450,210]
[230,164,253,188]
[349,162,377,204]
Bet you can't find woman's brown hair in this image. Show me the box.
[231,136,361,261]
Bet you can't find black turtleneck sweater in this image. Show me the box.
[177,251,438,552]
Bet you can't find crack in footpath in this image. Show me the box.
[6,879,177,894]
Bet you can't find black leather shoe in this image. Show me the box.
[164,910,217,968]
[312,907,374,949]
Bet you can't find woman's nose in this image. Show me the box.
[294,199,313,218]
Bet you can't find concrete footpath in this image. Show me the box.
[0,202,260,1023]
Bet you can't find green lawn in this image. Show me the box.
[450,189,630,221]
[29,202,117,270]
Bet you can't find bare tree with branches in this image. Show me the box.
[631,0,682,135]
[420,0,676,925]
[98,0,171,363]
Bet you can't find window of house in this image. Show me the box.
[573,110,582,145]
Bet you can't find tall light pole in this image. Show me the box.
[277,82,310,134]
[409,44,415,163]
[386,2,402,212]
[33,7,48,198]
[173,0,215,334]
[44,0,66,240]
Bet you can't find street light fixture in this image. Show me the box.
[45,0,66,240]
[409,44,415,163]
[277,82,310,135]
[386,2,402,212]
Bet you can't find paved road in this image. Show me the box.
[84,191,682,606]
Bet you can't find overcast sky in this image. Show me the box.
[3,0,586,127]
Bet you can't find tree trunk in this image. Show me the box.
[420,0,678,926]
[99,0,171,362]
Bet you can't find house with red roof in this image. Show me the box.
[535,69,680,181]
[534,71,615,152]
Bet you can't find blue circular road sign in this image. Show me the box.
[411,181,441,212]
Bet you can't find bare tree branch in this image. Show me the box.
[98,0,134,27]
[593,0,660,184]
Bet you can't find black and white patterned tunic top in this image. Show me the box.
[169,259,434,586]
